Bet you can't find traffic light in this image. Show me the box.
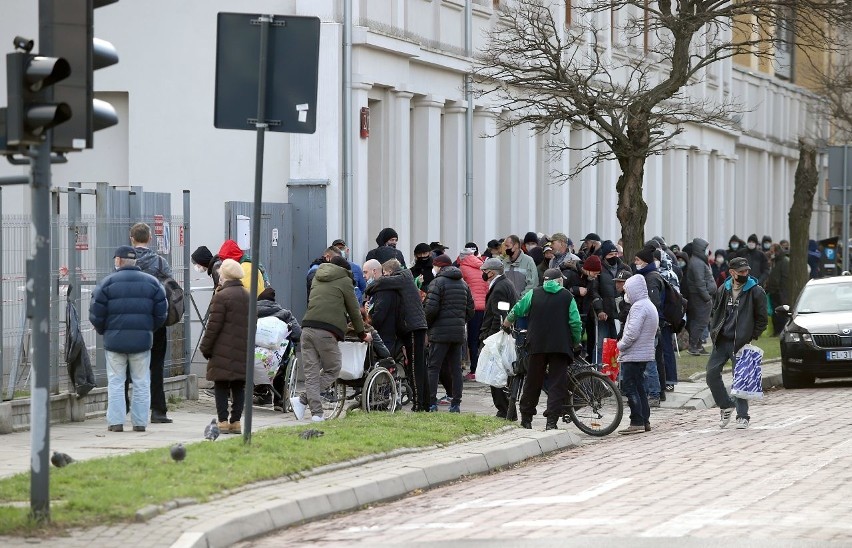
[40,0,119,152]
[4,51,71,147]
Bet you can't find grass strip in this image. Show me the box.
[0,412,506,536]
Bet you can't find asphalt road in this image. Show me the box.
[243,383,852,547]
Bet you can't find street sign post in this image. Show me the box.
[214,13,320,443]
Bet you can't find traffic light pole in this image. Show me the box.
[28,137,53,521]
[243,14,271,445]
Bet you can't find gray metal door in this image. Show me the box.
[287,181,327,322]
[224,202,293,311]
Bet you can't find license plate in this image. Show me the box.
[826,350,852,361]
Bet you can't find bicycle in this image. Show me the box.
[504,328,623,436]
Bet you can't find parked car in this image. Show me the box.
[778,275,852,388]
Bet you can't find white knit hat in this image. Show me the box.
[219,258,244,281]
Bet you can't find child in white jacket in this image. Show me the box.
[617,274,659,434]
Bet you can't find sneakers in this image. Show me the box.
[665,384,675,392]
[648,397,660,408]
[438,395,452,406]
[735,417,750,429]
[719,408,733,428]
[644,423,651,432]
[448,405,460,413]
[292,396,307,420]
[618,424,645,435]
[108,424,123,432]
[464,373,476,382]
[311,415,325,423]
[229,421,241,434]
[132,426,146,432]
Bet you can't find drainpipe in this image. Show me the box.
[343,0,354,249]
[464,0,474,242]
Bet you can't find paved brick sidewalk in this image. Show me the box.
[0,361,782,547]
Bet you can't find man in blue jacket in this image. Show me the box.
[90,246,168,433]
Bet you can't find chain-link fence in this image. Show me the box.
[0,184,191,400]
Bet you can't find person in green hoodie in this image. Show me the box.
[294,256,371,422]
[502,268,582,431]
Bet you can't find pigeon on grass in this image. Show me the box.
[170,443,186,462]
[299,429,324,440]
[204,418,220,441]
[50,451,74,468]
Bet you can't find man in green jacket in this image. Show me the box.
[294,257,371,422]
[503,268,582,430]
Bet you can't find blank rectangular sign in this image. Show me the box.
[214,13,320,134]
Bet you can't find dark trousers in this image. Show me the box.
[466,310,484,373]
[519,353,569,419]
[214,380,245,423]
[403,330,429,411]
[583,316,597,360]
[622,361,651,426]
[124,326,168,416]
[653,331,666,397]
[491,385,510,417]
[658,324,677,385]
[428,341,463,407]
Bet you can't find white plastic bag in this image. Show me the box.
[483,330,517,375]
[254,346,274,385]
[337,341,368,380]
[476,343,508,387]
[731,343,764,400]
[255,317,289,349]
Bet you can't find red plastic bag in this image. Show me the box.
[600,338,620,382]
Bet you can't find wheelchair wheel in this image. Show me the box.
[566,370,623,436]
[284,356,299,413]
[362,367,398,413]
[322,380,347,419]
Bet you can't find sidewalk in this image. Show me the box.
[0,361,782,547]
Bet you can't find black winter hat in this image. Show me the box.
[635,245,656,265]
[583,232,601,242]
[487,239,502,250]
[191,245,213,268]
[761,235,773,244]
[376,227,399,246]
[414,242,431,254]
[747,234,759,244]
[523,231,539,244]
[599,240,618,257]
[645,239,661,250]
[464,241,479,254]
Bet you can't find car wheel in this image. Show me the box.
[781,362,815,389]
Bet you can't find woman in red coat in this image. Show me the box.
[458,246,488,380]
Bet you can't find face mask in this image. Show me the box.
[415,257,431,264]
[715,257,724,266]
[654,260,661,269]
[432,267,440,276]
[623,291,631,304]
[730,242,739,250]
[762,243,770,251]
[481,272,490,282]
[747,242,756,250]
[606,256,619,266]
[677,260,687,269]
[634,261,646,270]
[193,263,206,273]
[734,274,749,284]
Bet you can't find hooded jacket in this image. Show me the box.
[711,249,729,287]
[216,240,266,295]
[366,268,428,334]
[302,263,365,340]
[89,266,168,354]
[765,249,790,304]
[726,234,746,261]
[480,274,518,342]
[742,234,770,285]
[200,279,250,382]
[365,228,406,267]
[507,279,582,356]
[257,290,302,341]
[423,266,475,343]
[710,275,768,352]
[617,275,659,362]
[686,238,716,304]
[458,253,488,311]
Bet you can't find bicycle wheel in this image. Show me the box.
[322,380,347,419]
[284,356,300,413]
[566,370,623,436]
[362,367,398,413]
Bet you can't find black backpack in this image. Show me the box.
[156,256,185,326]
[661,279,688,333]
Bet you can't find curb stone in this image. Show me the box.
[169,428,580,548]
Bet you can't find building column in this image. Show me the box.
[410,96,444,249]
[351,82,372,256]
[568,127,597,238]
[516,123,537,232]
[389,90,413,255]
[442,104,466,251]
[473,107,499,246]
[644,153,664,240]
[663,147,688,244]
[688,148,711,240]
[497,118,518,230]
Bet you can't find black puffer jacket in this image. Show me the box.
[599,258,630,319]
[423,266,474,343]
[686,238,716,304]
[366,269,427,333]
[365,277,404,355]
[479,275,517,342]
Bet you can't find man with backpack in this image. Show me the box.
[129,223,177,424]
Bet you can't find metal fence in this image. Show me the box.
[0,183,191,400]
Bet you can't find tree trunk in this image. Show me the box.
[788,140,818,304]
[616,155,649,261]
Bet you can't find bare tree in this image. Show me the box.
[475,0,851,257]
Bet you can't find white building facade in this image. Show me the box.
[0,0,832,263]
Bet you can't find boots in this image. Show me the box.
[545,416,559,431]
[217,421,230,434]
[520,415,532,429]
[229,421,241,434]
